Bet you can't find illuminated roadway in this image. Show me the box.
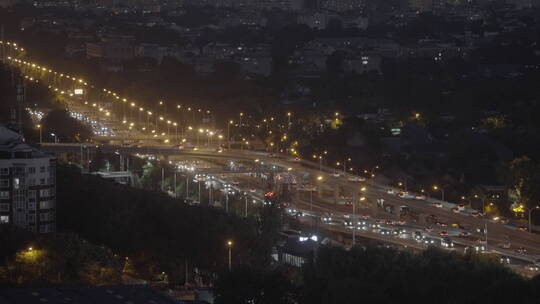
[40,143,540,262]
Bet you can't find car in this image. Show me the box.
[397,192,415,199]
[348,176,366,182]
[380,229,392,236]
[331,172,340,177]
[414,194,426,200]
[321,216,332,222]
[515,247,527,254]
[525,265,540,272]
[424,226,434,232]
[439,231,449,237]
[342,220,353,227]
[458,231,471,238]
[435,221,447,227]
[497,242,511,249]
[301,184,317,191]
[459,224,472,231]
[500,256,511,264]
[386,189,396,195]
[338,199,353,206]
[291,157,301,162]
[474,245,486,252]
[451,207,460,213]
[441,238,454,248]
[471,211,483,218]
[268,153,278,158]
[518,226,528,232]
[457,204,465,211]
[432,202,443,208]
[476,239,487,244]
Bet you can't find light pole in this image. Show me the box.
[433,185,444,201]
[226,240,233,271]
[528,206,540,234]
[287,112,291,128]
[185,174,189,199]
[225,190,229,213]
[244,193,248,217]
[37,124,42,144]
[174,122,178,144]
[227,120,233,150]
[198,180,201,204]
[343,157,351,174]
[352,192,356,247]
[197,129,203,147]
[314,175,323,219]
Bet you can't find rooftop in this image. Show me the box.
[0,285,179,304]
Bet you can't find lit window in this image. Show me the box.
[0,215,8,223]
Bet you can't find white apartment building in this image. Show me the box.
[0,126,56,233]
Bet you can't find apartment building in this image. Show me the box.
[0,126,56,233]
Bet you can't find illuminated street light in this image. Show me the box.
[433,185,444,201]
[226,240,233,271]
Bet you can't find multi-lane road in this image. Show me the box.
[41,143,540,263]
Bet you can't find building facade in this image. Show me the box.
[0,126,56,233]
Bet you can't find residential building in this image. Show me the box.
[0,125,56,233]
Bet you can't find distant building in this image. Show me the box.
[0,126,56,233]
[408,0,446,12]
[86,35,135,60]
[89,171,135,187]
[322,0,364,12]
[343,53,382,74]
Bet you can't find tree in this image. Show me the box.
[504,156,540,210]
[41,109,92,142]
[213,266,296,304]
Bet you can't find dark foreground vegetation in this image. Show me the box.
[1,166,539,304]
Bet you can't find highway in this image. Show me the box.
[39,142,540,259]
[7,40,539,273]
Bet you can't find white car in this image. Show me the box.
[397,192,415,199]
[331,172,340,177]
[387,189,396,195]
[348,176,366,182]
[432,202,443,208]
[526,265,540,272]
[414,194,426,200]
